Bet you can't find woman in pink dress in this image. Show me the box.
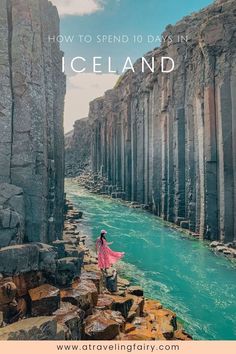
[96,230,124,272]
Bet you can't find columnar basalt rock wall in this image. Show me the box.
[0,0,66,245]
[65,118,91,177]
[89,0,236,242]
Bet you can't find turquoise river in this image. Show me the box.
[66,180,236,340]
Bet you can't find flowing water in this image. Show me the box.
[66,180,236,340]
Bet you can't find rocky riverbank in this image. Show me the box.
[0,198,192,341]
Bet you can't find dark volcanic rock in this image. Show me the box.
[109,295,133,319]
[65,118,91,177]
[0,244,39,276]
[0,316,62,340]
[12,271,44,297]
[56,256,83,286]
[29,284,60,316]
[0,312,3,327]
[53,302,85,340]
[0,0,65,245]
[60,279,98,312]
[37,243,58,274]
[0,184,25,248]
[0,281,17,305]
[83,310,125,340]
[127,286,144,297]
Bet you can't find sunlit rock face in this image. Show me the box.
[0,0,66,244]
[89,0,236,242]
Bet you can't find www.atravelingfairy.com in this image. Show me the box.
[56,343,180,352]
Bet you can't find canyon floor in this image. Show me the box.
[66,179,236,340]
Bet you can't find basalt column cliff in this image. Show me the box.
[0,0,66,245]
[89,0,236,243]
[65,118,91,177]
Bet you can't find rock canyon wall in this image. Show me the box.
[65,118,91,177]
[89,0,236,243]
[0,0,66,246]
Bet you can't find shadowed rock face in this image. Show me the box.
[0,0,66,244]
[65,118,91,177]
[89,0,236,242]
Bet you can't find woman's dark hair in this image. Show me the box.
[100,232,106,245]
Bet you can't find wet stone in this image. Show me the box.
[29,284,60,316]
[210,241,221,248]
[156,308,177,339]
[216,246,228,252]
[174,329,193,340]
[67,210,83,220]
[127,286,144,297]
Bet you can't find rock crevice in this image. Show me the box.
[65,118,91,178]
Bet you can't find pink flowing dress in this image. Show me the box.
[96,237,124,269]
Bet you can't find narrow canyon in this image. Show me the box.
[0,0,191,341]
[0,0,235,342]
[68,0,236,243]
